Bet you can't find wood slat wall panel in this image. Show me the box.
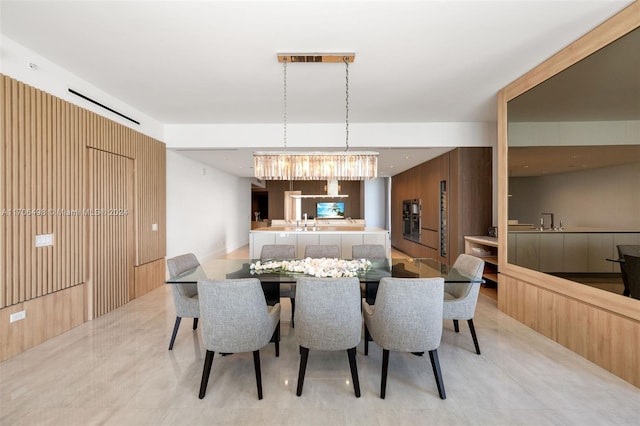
[0,76,6,308]
[135,137,166,265]
[1,74,165,310]
[0,76,86,308]
[85,110,135,158]
[1,73,166,360]
[87,149,134,318]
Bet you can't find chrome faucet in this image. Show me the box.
[540,212,554,230]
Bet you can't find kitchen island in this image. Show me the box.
[249,225,390,259]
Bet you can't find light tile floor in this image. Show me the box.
[1,251,639,425]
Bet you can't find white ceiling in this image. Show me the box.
[0,0,635,177]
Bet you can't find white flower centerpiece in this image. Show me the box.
[250,257,372,278]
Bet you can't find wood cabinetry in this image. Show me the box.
[391,147,492,267]
[464,236,498,283]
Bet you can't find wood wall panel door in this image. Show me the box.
[87,148,134,319]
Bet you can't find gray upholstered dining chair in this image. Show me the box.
[622,254,640,300]
[363,276,446,399]
[260,244,297,327]
[443,254,485,355]
[617,245,640,297]
[304,244,340,259]
[294,276,362,397]
[197,278,281,400]
[166,253,201,350]
[351,244,387,259]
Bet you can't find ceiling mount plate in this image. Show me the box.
[277,53,355,63]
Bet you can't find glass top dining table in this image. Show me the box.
[165,257,484,305]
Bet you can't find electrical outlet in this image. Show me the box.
[10,310,26,323]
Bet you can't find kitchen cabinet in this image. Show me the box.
[509,231,639,273]
[515,233,539,270]
[539,233,564,272]
[464,236,498,283]
[391,147,492,267]
[562,233,588,272]
[588,233,614,272]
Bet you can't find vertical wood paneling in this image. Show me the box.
[0,75,85,309]
[1,73,166,360]
[87,148,134,318]
[1,77,7,308]
[136,137,166,265]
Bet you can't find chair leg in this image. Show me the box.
[296,346,309,396]
[290,297,295,328]
[428,349,446,400]
[364,324,370,356]
[168,317,182,350]
[253,350,263,400]
[199,350,215,399]
[453,319,459,333]
[192,318,198,330]
[467,319,481,355]
[347,347,361,398]
[273,322,280,357]
[380,349,390,399]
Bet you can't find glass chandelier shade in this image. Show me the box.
[253,53,379,181]
[253,151,378,181]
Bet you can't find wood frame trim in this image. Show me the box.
[498,1,640,322]
[497,2,640,387]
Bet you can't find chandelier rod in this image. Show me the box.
[345,56,349,152]
[283,58,287,151]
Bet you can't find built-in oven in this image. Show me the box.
[402,199,421,238]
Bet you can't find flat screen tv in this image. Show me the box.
[316,202,345,219]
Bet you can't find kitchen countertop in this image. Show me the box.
[250,226,388,233]
[508,226,640,233]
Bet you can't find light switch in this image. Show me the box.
[151,223,158,231]
[35,234,54,247]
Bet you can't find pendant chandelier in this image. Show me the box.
[253,53,378,181]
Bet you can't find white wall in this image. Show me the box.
[363,177,389,229]
[2,35,499,259]
[164,121,496,150]
[166,151,251,261]
[509,162,640,229]
[0,35,164,140]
